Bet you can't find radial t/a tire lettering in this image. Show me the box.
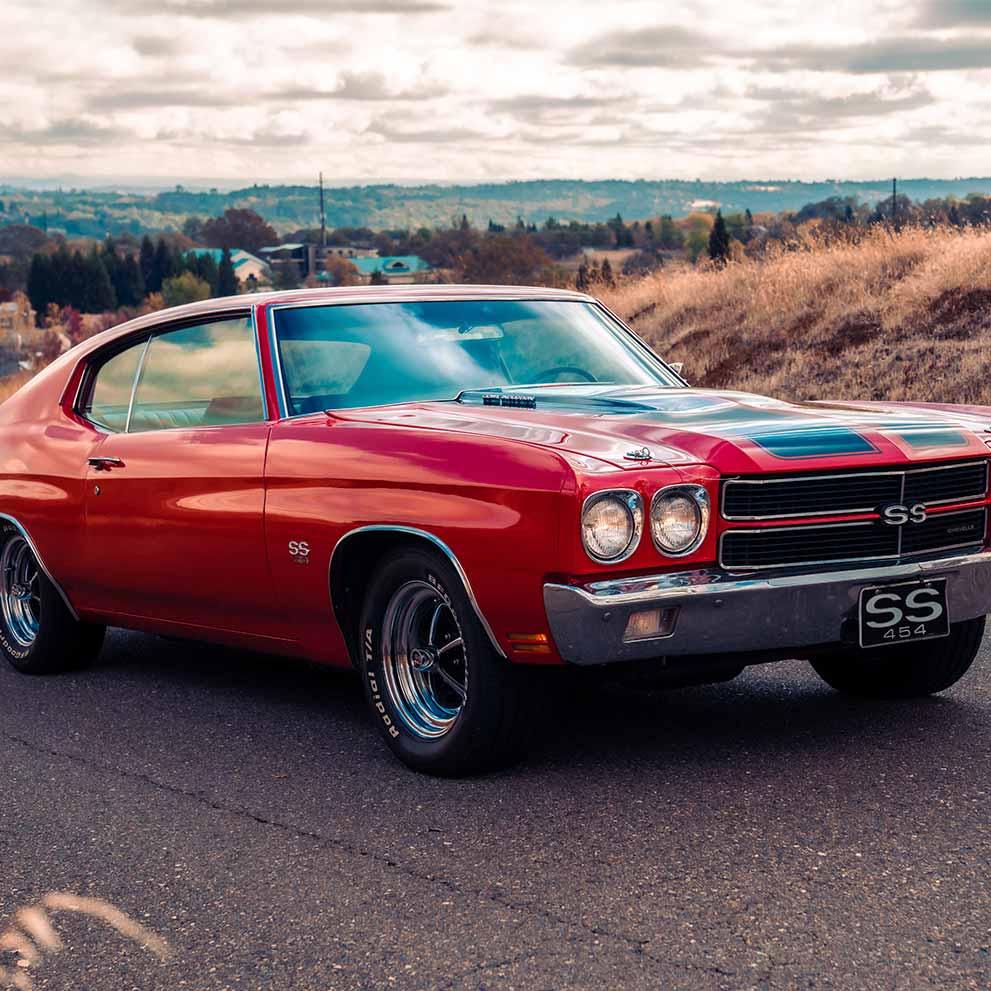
[359,546,538,776]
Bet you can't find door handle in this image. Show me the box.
[87,457,124,471]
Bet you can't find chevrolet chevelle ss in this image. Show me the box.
[2,285,990,773]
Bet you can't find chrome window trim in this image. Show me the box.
[719,506,988,572]
[722,459,990,521]
[124,335,152,433]
[329,524,506,658]
[265,296,684,422]
[73,308,258,434]
[649,483,711,557]
[581,489,644,564]
[0,514,78,620]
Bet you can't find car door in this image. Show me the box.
[74,312,289,642]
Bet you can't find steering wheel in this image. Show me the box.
[532,366,597,383]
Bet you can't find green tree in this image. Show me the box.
[182,216,207,242]
[707,210,731,265]
[217,248,239,296]
[162,272,211,308]
[655,216,684,250]
[82,250,116,312]
[575,259,590,292]
[120,255,146,305]
[149,239,176,293]
[27,253,52,314]
[185,252,219,294]
[139,235,155,288]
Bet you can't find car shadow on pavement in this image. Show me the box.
[84,629,986,781]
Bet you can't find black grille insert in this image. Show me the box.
[723,460,988,520]
[720,508,987,571]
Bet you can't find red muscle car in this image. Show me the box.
[2,285,989,774]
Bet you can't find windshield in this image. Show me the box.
[272,299,681,414]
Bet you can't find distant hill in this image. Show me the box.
[4,177,991,238]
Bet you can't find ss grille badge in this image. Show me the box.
[879,503,928,526]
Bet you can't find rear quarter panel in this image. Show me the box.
[0,351,102,612]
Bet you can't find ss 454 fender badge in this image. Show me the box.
[288,540,311,564]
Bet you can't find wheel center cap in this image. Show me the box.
[410,647,436,672]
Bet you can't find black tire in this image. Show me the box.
[810,616,985,699]
[0,523,105,675]
[358,546,538,776]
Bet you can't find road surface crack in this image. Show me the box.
[1,728,725,978]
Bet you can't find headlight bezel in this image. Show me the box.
[580,489,644,564]
[650,484,711,557]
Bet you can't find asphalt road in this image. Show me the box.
[2,629,991,991]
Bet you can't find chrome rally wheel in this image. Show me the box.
[380,579,467,739]
[359,547,538,775]
[0,520,105,675]
[0,533,41,649]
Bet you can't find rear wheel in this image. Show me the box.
[0,524,105,675]
[359,547,538,776]
[810,616,985,698]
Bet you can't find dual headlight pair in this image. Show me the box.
[581,485,710,563]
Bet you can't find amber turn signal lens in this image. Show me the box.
[508,632,552,655]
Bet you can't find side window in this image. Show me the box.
[82,338,148,432]
[129,317,264,433]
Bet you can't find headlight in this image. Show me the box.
[650,485,710,555]
[581,490,643,563]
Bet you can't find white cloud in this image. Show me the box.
[0,0,989,183]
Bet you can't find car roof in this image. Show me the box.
[76,283,598,355]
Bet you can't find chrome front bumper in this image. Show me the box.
[543,551,991,665]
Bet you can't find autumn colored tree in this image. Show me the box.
[459,235,554,285]
[202,209,278,254]
[324,256,361,287]
[0,225,49,258]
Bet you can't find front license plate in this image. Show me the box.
[858,579,949,648]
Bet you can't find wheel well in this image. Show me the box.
[329,527,505,666]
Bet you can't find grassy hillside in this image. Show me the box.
[602,226,991,406]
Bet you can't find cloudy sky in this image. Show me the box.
[4,0,991,186]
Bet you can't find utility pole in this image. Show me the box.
[319,171,327,249]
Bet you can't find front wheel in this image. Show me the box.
[359,547,538,776]
[810,616,985,698]
[0,523,105,675]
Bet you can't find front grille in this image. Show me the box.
[722,460,989,521]
[901,508,988,555]
[720,508,988,571]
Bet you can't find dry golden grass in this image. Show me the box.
[0,372,33,405]
[600,225,991,405]
[1,893,169,988]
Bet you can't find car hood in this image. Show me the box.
[341,385,991,474]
